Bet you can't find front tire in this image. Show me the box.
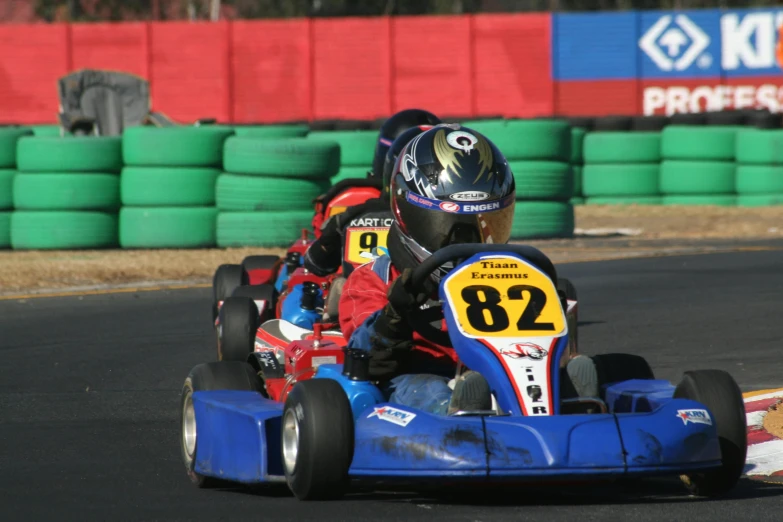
[282,379,354,500]
[674,369,747,497]
[180,361,264,487]
[217,296,259,362]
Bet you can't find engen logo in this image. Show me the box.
[721,11,783,71]
[643,84,783,115]
[640,14,712,71]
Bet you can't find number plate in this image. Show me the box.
[343,227,389,265]
[444,255,566,339]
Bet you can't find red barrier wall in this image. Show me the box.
[0,15,553,124]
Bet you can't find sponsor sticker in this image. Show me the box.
[439,202,460,213]
[676,409,713,426]
[367,406,417,427]
[311,356,337,367]
[500,342,548,361]
[450,191,490,202]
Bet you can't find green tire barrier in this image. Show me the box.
[13,173,120,210]
[120,167,219,206]
[331,166,370,184]
[123,127,234,167]
[0,128,32,167]
[736,166,783,194]
[17,137,122,173]
[234,124,310,139]
[662,195,737,206]
[736,130,783,164]
[308,130,378,166]
[119,207,218,248]
[0,169,14,209]
[29,125,63,137]
[583,132,661,164]
[585,196,663,205]
[659,161,735,195]
[582,164,659,197]
[216,174,329,212]
[223,137,339,179]
[661,126,742,161]
[217,210,313,247]
[509,161,572,201]
[0,211,9,248]
[573,166,582,198]
[486,120,571,162]
[510,202,574,239]
[11,211,118,249]
[736,194,783,207]
[570,127,585,164]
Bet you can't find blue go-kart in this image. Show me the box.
[180,244,747,500]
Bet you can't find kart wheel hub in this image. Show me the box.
[183,391,196,459]
[282,408,300,475]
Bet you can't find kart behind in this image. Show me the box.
[180,244,747,501]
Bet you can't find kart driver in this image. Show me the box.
[303,109,441,277]
[338,124,599,415]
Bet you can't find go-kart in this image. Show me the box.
[180,243,746,500]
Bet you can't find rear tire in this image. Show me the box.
[674,369,747,497]
[282,379,354,500]
[212,264,246,321]
[591,353,655,386]
[180,361,264,487]
[231,283,278,323]
[217,296,259,362]
[557,277,578,354]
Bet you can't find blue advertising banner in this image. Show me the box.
[553,8,783,81]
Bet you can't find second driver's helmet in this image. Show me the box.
[388,124,515,271]
[381,124,436,199]
[370,109,441,180]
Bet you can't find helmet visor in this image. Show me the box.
[395,192,515,253]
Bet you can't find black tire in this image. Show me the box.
[241,254,280,273]
[747,111,781,129]
[309,120,336,131]
[566,117,594,130]
[332,119,372,131]
[631,115,670,131]
[282,379,354,500]
[218,296,259,362]
[212,264,247,321]
[673,369,747,497]
[592,116,632,132]
[669,113,707,126]
[705,110,746,126]
[231,283,277,324]
[591,353,655,387]
[180,361,264,487]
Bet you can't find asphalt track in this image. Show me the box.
[3,249,783,521]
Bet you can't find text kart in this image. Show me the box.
[180,244,747,500]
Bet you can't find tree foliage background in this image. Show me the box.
[33,0,783,22]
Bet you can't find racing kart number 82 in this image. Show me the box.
[444,255,566,339]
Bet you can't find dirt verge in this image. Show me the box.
[1,205,782,293]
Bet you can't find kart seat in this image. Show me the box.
[258,319,342,345]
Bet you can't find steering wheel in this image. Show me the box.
[406,244,559,346]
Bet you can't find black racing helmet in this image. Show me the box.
[389,124,516,265]
[370,109,441,180]
[381,124,435,199]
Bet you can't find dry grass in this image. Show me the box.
[763,402,783,441]
[1,204,782,293]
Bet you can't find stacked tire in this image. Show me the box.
[660,126,738,206]
[0,128,31,248]
[307,130,377,184]
[233,123,310,140]
[582,132,662,205]
[570,126,586,205]
[11,136,122,250]
[216,137,339,247]
[469,119,574,239]
[735,130,783,206]
[119,127,234,248]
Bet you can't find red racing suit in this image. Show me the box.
[338,255,457,381]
